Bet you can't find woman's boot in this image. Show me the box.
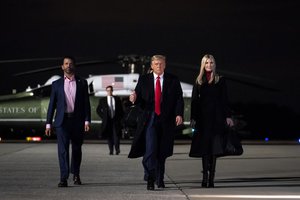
[208,156,216,188]
[202,171,208,188]
[201,156,209,188]
[208,171,215,188]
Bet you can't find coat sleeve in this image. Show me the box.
[134,75,143,105]
[46,83,57,125]
[174,77,184,117]
[190,83,200,121]
[220,78,232,118]
[83,79,91,122]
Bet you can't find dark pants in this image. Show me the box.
[142,112,166,185]
[107,118,120,154]
[56,117,84,181]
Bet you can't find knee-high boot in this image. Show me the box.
[208,156,216,188]
[201,156,209,188]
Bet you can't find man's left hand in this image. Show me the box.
[84,124,90,133]
[175,116,183,126]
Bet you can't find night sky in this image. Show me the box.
[0,0,299,114]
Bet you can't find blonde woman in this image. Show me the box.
[189,54,234,188]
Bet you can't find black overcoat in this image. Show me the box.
[96,96,124,138]
[189,77,231,157]
[128,72,184,158]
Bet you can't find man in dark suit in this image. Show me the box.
[128,55,184,190]
[45,56,91,187]
[96,85,124,155]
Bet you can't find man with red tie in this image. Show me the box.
[128,55,184,190]
[45,56,91,187]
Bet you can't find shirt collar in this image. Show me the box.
[153,72,164,80]
[64,75,75,81]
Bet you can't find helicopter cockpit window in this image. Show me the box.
[89,81,94,94]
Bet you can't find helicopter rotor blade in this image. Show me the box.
[13,66,61,76]
[13,59,120,77]
[0,57,62,64]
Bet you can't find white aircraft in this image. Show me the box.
[44,73,193,97]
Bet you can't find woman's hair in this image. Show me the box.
[196,54,220,85]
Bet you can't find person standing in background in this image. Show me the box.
[97,85,124,155]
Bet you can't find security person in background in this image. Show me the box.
[97,85,124,155]
[45,56,91,187]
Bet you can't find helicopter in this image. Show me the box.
[0,55,195,140]
[0,54,277,140]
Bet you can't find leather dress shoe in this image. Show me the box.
[147,179,155,190]
[73,175,82,185]
[157,181,165,188]
[58,180,68,187]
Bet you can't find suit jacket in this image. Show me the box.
[128,72,184,158]
[46,76,91,129]
[96,95,124,138]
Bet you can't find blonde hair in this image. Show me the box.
[196,54,220,85]
[151,55,166,62]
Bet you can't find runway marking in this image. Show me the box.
[189,195,300,199]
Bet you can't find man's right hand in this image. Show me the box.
[45,128,51,137]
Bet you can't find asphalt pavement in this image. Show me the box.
[0,142,300,200]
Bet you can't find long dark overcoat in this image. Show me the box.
[128,72,184,158]
[189,77,231,157]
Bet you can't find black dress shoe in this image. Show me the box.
[73,175,82,185]
[116,150,120,155]
[58,180,68,187]
[147,179,155,190]
[157,181,165,188]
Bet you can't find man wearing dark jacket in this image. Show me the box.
[45,56,91,187]
[128,55,184,190]
[97,85,124,155]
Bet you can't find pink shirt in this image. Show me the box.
[46,76,89,129]
[64,75,76,113]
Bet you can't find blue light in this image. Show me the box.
[298,138,300,144]
[192,128,195,132]
[265,137,269,142]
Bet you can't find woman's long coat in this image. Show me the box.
[189,77,231,157]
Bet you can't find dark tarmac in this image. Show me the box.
[0,141,300,200]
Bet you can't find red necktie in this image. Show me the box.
[155,76,161,115]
